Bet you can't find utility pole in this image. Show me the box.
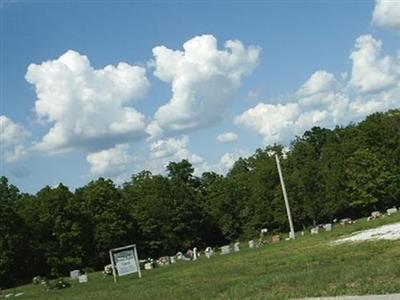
[275,154,295,240]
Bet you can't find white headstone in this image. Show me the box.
[324,223,332,231]
[248,240,256,249]
[78,274,88,283]
[205,247,213,258]
[144,263,153,270]
[170,256,176,264]
[193,247,198,260]
[234,242,240,252]
[387,207,398,215]
[220,245,231,255]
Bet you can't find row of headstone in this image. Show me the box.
[367,207,398,221]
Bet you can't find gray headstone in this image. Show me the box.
[387,207,398,215]
[70,270,80,279]
[220,245,231,255]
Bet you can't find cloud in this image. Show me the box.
[216,131,239,143]
[236,35,400,145]
[146,136,207,175]
[148,34,260,138]
[25,50,149,154]
[218,149,249,174]
[348,35,398,93]
[0,115,30,162]
[372,0,400,30]
[235,102,302,144]
[297,70,339,98]
[86,144,136,183]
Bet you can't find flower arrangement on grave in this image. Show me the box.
[103,264,113,276]
[43,278,71,290]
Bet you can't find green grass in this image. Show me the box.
[4,214,400,300]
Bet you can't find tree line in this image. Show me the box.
[1,109,399,288]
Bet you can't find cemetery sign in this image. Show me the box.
[109,244,141,282]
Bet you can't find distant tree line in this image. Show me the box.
[1,109,399,288]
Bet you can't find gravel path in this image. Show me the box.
[335,222,400,243]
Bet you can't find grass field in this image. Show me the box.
[3,214,400,300]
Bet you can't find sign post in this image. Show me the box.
[109,244,141,282]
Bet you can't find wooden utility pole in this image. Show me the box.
[275,154,295,240]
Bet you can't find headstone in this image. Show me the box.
[324,223,332,231]
[158,256,170,266]
[103,264,113,276]
[271,235,280,243]
[248,240,256,249]
[78,274,88,283]
[234,242,240,252]
[387,207,398,215]
[371,211,381,219]
[70,269,80,279]
[176,252,183,260]
[220,245,231,254]
[205,246,213,258]
[193,247,198,260]
[186,249,193,259]
[170,256,176,264]
[310,227,319,235]
[144,263,153,270]
[340,218,353,225]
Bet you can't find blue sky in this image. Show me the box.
[1,0,400,193]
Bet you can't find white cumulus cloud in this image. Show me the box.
[216,131,239,143]
[372,0,400,30]
[236,35,400,145]
[148,34,260,138]
[235,102,302,144]
[218,149,250,174]
[349,35,398,94]
[0,115,30,162]
[86,144,136,183]
[297,70,339,98]
[25,50,150,154]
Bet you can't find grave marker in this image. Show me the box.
[70,270,80,280]
[78,274,88,283]
[220,245,231,254]
[272,235,280,243]
[248,240,256,248]
[234,242,240,252]
[324,223,332,231]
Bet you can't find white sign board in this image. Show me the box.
[109,244,141,282]
[114,249,137,276]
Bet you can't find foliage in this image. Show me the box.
[2,109,400,287]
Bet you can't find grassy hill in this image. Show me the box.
[3,213,400,300]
